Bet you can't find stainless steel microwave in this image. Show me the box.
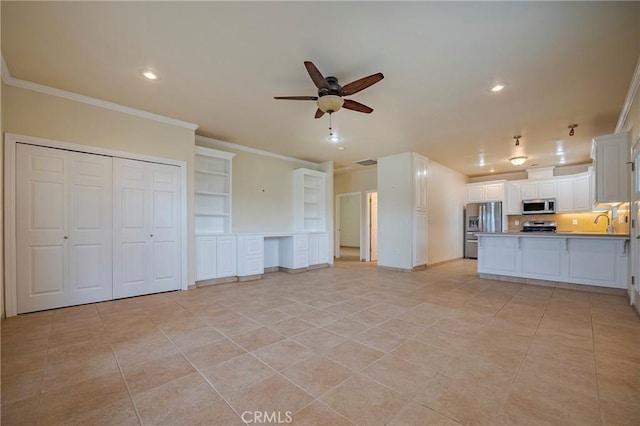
[522,198,556,215]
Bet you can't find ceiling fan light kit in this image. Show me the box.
[509,156,528,166]
[317,95,344,113]
[274,61,383,119]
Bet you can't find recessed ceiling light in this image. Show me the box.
[490,169,495,173]
[329,135,341,143]
[559,156,567,164]
[337,146,345,150]
[490,82,508,92]
[142,70,158,80]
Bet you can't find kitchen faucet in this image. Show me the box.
[594,214,614,234]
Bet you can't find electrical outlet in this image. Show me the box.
[572,219,578,225]
[515,220,520,225]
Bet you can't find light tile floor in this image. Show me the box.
[2,259,639,425]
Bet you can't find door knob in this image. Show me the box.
[150,234,154,237]
[63,236,68,240]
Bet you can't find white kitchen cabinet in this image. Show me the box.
[478,233,628,289]
[294,168,326,232]
[521,180,556,200]
[413,212,428,267]
[592,132,630,204]
[558,173,591,213]
[506,182,522,214]
[195,235,237,281]
[466,181,505,203]
[195,146,234,235]
[414,156,429,212]
[308,233,329,266]
[237,235,264,277]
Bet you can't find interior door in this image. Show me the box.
[113,158,181,298]
[16,144,113,313]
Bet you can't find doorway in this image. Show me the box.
[365,191,378,262]
[335,192,362,261]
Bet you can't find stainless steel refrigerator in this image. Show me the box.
[464,201,502,259]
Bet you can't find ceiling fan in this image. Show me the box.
[274,61,384,118]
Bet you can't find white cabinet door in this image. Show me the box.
[506,182,522,214]
[308,234,319,266]
[413,212,428,267]
[196,236,217,280]
[467,186,484,203]
[413,155,428,212]
[556,179,573,212]
[593,133,630,204]
[16,144,113,314]
[521,182,538,199]
[113,158,181,298]
[294,235,309,269]
[538,181,557,198]
[572,175,591,211]
[237,235,264,276]
[216,236,237,277]
[484,183,504,201]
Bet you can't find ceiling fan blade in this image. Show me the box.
[343,99,374,114]
[340,73,384,96]
[274,96,318,100]
[304,61,330,90]
[314,108,325,119]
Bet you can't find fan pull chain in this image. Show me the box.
[329,112,333,137]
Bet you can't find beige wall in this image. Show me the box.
[427,160,467,264]
[196,139,323,233]
[334,167,377,195]
[3,85,197,284]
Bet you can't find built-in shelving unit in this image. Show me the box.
[294,168,326,232]
[195,146,235,235]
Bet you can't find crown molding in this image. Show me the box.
[1,53,11,84]
[615,54,640,134]
[196,135,319,168]
[0,53,199,131]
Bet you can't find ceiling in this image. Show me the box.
[2,2,639,177]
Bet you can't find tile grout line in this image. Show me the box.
[588,293,605,426]
[35,311,55,420]
[96,303,144,426]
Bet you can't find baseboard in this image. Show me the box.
[279,267,309,274]
[195,276,239,287]
[377,265,413,273]
[238,274,262,282]
[308,263,329,270]
[479,273,627,296]
[264,266,280,273]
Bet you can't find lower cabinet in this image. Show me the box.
[308,233,328,266]
[195,235,237,281]
[237,235,264,277]
[280,235,309,269]
[478,234,628,289]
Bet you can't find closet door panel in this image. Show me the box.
[113,158,152,298]
[16,144,69,313]
[67,151,113,304]
[149,164,181,292]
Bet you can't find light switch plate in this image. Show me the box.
[572,219,578,225]
[515,220,520,225]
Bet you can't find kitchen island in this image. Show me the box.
[476,232,629,290]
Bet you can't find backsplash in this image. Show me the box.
[507,207,629,234]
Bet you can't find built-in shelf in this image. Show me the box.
[195,146,235,235]
[294,168,326,232]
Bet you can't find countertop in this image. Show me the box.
[476,231,629,239]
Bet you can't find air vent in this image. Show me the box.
[355,159,377,167]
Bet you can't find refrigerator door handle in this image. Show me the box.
[478,204,484,233]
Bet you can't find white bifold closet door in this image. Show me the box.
[113,158,181,298]
[16,144,113,314]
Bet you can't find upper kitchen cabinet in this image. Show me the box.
[293,168,326,232]
[520,180,556,200]
[592,132,630,204]
[466,181,505,203]
[556,172,591,212]
[194,146,235,234]
[506,182,522,214]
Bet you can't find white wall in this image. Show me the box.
[339,194,360,247]
[377,153,414,270]
[427,160,467,264]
